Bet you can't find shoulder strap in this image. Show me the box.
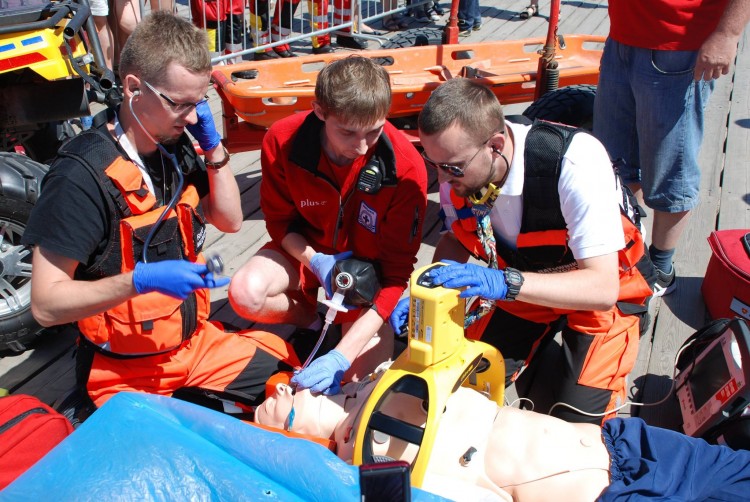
[505,114,533,126]
[56,128,132,218]
[521,120,579,232]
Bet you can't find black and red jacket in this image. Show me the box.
[260,111,428,319]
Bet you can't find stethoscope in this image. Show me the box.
[127,90,185,264]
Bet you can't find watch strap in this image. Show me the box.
[504,267,524,301]
[204,145,230,170]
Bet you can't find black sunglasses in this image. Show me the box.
[421,136,494,178]
[143,80,209,114]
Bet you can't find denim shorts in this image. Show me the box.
[593,38,715,213]
[458,0,481,26]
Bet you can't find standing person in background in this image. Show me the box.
[89,0,114,69]
[190,0,246,62]
[22,12,297,409]
[111,0,174,68]
[457,0,481,35]
[519,0,538,20]
[248,0,302,59]
[594,0,750,297]
[381,0,409,31]
[229,56,427,396]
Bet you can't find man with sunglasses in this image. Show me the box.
[391,78,652,425]
[21,12,298,412]
[229,56,427,396]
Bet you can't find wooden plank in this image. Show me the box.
[558,0,608,36]
[0,327,78,397]
[718,28,750,230]
[11,346,77,406]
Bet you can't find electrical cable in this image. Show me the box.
[546,337,698,419]
[127,92,185,263]
[506,397,535,411]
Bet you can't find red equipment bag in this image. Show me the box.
[702,229,750,321]
[0,394,73,490]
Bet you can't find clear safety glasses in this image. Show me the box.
[143,80,209,115]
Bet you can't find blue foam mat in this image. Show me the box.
[2,392,446,501]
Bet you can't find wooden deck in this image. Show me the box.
[1,0,748,433]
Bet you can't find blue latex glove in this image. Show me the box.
[309,250,353,298]
[429,260,508,300]
[186,100,221,152]
[132,260,230,300]
[291,350,351,395]
[389,297,410,336]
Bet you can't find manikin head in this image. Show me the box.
[312,56,391,164]
[254,383,346,439]
[255,380,427,464]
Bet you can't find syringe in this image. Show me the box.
[301,272,353,369]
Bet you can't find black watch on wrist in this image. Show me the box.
[503,267,524,301]
[204,145,230,170]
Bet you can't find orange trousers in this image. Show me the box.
[86,321,299,408]
[467,300,640,425]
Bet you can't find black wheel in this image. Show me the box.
[0,152,48,354]
[522,84,597,130]
[382,27,444,49]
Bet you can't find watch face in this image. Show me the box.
[506,269,523,286]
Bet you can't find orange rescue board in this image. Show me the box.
[212,35,604,152]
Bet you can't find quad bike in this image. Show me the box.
[210,0,600,151]
[0,0,118,353]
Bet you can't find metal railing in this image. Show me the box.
[172,0,442,64]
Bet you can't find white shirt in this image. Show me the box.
[440,121,625,261]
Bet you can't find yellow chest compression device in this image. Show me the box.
[352,263,506,488]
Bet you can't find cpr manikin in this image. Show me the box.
[255,371,611,502]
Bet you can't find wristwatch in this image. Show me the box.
[204,145,230,170]
[503,267,524,301]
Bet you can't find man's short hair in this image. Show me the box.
[119,11,211,87]
[419,79,505,143]
[315,56,391,128]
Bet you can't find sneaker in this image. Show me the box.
[652,265,677,297]
[274,48,296,58]
[425,6,441,21]
[432,2,445,15]
[336,34,368,50]
[458,20,472,36]
[519,4,538,19]
[312,44,335,54]
[414,9,430,23]
[472,23,482,31]
[254,50,280,61]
